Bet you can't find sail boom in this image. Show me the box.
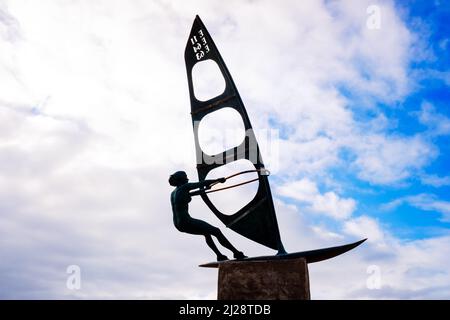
[226,197,266,228]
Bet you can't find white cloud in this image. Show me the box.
[343,216,384,243]
[309,233,450,299]
[277,136,340,176]
[310,225,345,241]
[350,134,436,185]
[0,0,447,299]
[277,206,450,299]
[383,194,450,222]
[420,174,450,187]
[277,178,356,219]
[417,69,450,86]
[0,0,431,187]
[216,0,434,185]
[417,101,450,136]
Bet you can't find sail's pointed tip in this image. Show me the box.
[194,15,205,27]
[353,238,367,247]
[194,15,202,24]
[188,15,204,34]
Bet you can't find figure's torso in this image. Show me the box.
[171,185,192,229]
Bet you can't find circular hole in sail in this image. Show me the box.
[198,107,245,155]
[192,59,226,101]
[205,159,259,216]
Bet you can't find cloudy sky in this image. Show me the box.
[1,0,449,299]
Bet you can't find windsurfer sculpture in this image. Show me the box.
[169,171,246,261]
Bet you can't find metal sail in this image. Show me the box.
[184,16,286,253]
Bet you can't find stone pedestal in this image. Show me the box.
[217,258,310,300]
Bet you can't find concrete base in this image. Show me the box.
[217,258,310,300]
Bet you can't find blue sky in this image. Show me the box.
[272,0,450,242]
[341,0,450,240]
[269,0,450,252]
[0,0,449,299]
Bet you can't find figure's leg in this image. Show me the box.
[211,227,247,259]
[204,235,228,261]
[183,218,246,260]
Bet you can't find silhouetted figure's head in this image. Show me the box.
[169,171,188,186]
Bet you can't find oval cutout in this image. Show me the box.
[198,107,245,155]
[192,59,226,101]
[205,159,259,216]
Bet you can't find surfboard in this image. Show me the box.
[199,238,367,268]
